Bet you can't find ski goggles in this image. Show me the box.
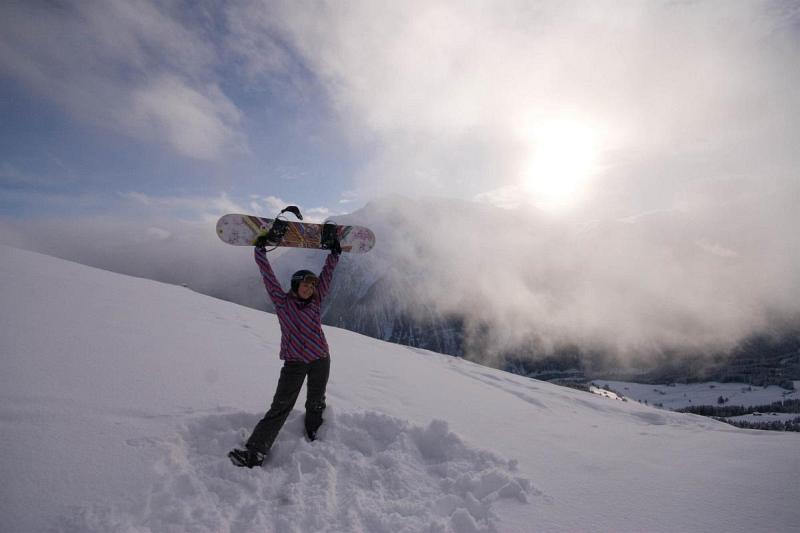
[293,273,319,287]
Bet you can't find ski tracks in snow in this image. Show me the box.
[58,409,534,533]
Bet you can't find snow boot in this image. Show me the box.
[228,447,265,468]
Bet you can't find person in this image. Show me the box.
[228,235,341,468]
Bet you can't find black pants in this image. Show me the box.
[246,357,330,453]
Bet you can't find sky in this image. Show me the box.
[1,0,799,360]
[0,0,360,220]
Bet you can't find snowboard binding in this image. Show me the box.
[253,206,304,251]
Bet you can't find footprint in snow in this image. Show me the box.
[59,409,534,533]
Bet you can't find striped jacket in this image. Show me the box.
[255,247,339,362]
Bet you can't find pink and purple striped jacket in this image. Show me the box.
[255,247,339,362]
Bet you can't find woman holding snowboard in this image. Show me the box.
[229,234,341,468]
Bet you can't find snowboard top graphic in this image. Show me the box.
[216,213,375,254]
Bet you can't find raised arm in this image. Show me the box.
[315,252,340,302]
[254,247,286,307]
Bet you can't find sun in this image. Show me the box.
[519,118,600,211]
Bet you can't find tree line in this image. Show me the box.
[676,398,800,432]
[718,417,800,432]
[675,398,800,418]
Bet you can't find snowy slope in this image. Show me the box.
[1,245,799,532]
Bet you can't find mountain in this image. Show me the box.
[1,244,799,532]
[323,197,465,352]
[310,197,800,384]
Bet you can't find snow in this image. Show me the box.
[592,380,799,409]
[2,244,799,532]
[588,385,625,401]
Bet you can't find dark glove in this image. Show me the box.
[322,222,341,255]
[330,235,342,255]
[253,231,269,250]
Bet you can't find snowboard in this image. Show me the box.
[216,213,375,253]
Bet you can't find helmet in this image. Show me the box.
[290,270,319,294]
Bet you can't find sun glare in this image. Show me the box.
[520,119,600,211]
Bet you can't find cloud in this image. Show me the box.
[695,240,738,259]
[221,0,800,360]
[258,196,293,216]
[302,207,335,223]
[1,187,796,366]
[0,1,244,160]
[116,191,338,226]
[143,227,172,242]
[231,0,800,214]
[360,194,799,365]
[127,74,244,160]
[0,189,339,317]
[0,163,66,188]
[119,191,246,222]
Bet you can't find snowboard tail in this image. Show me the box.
[216,214,375,253]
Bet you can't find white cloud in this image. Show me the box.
[303,207,333,223]
[120,191,341,224]
[221,0,800,357]
[143,227,172,242]
[0,1,245,160]
[119,191,246,221]
[473,185,525,210]
[260,196,292,216]
[695,240,738,259]
[231,0,800,216]
[246,195,339,222]
[128,75,244,160]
